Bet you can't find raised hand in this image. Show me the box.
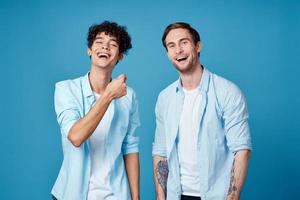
[104,74,127,100]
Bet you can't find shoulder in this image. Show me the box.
[210,72,247,111]
[55,76,82,92]
[211,72,244,98]
[211,72,238,90]
[54,76,84,113]
[157,80,178,102]
[54,75,84,102]
[153,80,178,114]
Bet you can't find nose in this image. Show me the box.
[101,42,109,50]
[175,45,183,54]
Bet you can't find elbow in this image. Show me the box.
[243,149,251,159]
[67,131,83,147]
[235,149,251,161]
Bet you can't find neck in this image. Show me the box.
[89,66,112,95]
[179,63,203,90]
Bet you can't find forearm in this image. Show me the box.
[226,150,251,200]
[124,153,140,200]
[68,92,113,147]
[153,155,168,200]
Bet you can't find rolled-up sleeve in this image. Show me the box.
[54,82,81,138]
[222,84,252,152]
[122,91,140,155]
[152,94,167,157]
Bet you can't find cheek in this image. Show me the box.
[167,51,175,59]
[111,49,120,57]
[188,48,197,57]
[94,46,100,51]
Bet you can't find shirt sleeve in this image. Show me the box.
[222,83,252,152]
[54,82,81,138]
[122,90,140,155]
[152,93,167,157]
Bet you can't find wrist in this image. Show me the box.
[102,90,114,102]
[131,194,140,200]
[156,193,166,200]
[226,192,240,200]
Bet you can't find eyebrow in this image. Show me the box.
[166,37,190,46]
[180,38,190,42]
[95,36,118,43]
[166,42,174,47]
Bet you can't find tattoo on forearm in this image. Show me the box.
[227,156,237,199]
[156,160,169,196]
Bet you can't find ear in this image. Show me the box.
[166,49,172,60]
[118,53,124,61]
[196,41,202,54]
[87,48,92,57]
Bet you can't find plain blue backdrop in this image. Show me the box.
[1,0,299,199]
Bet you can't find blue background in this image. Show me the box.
[1,0,299,199]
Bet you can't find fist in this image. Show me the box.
[105,74,127,100]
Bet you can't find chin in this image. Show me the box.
[97,61,110,67]
[174,64,189,73]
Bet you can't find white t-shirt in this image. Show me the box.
[177,87,201,196]
[87,92,115,200]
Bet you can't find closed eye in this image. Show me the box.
[167,44,175,49]
[110,43,118,48]
[181,39,189,45]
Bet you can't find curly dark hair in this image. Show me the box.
[87,21,132,54]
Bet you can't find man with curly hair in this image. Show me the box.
[51,21,140,200]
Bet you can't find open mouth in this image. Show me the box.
[176,56,188,63]
[97,52,110,59]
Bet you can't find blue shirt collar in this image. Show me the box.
[82,72,94,98]
[176,66,210,93]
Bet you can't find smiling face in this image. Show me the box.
[88,32,123,71]
[165,28,201,73]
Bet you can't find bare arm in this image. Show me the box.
[68,75,127,147]
[226,150,251,200]
[153,155,168,200]
[124,153,140,200]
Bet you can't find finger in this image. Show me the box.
[117,74,124,79]
[117,74,125,81]
[118,74,127,83]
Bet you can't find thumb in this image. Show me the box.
[117,74,127,82]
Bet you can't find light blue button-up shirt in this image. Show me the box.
[152,68,252,200]
[51,73,140,200]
